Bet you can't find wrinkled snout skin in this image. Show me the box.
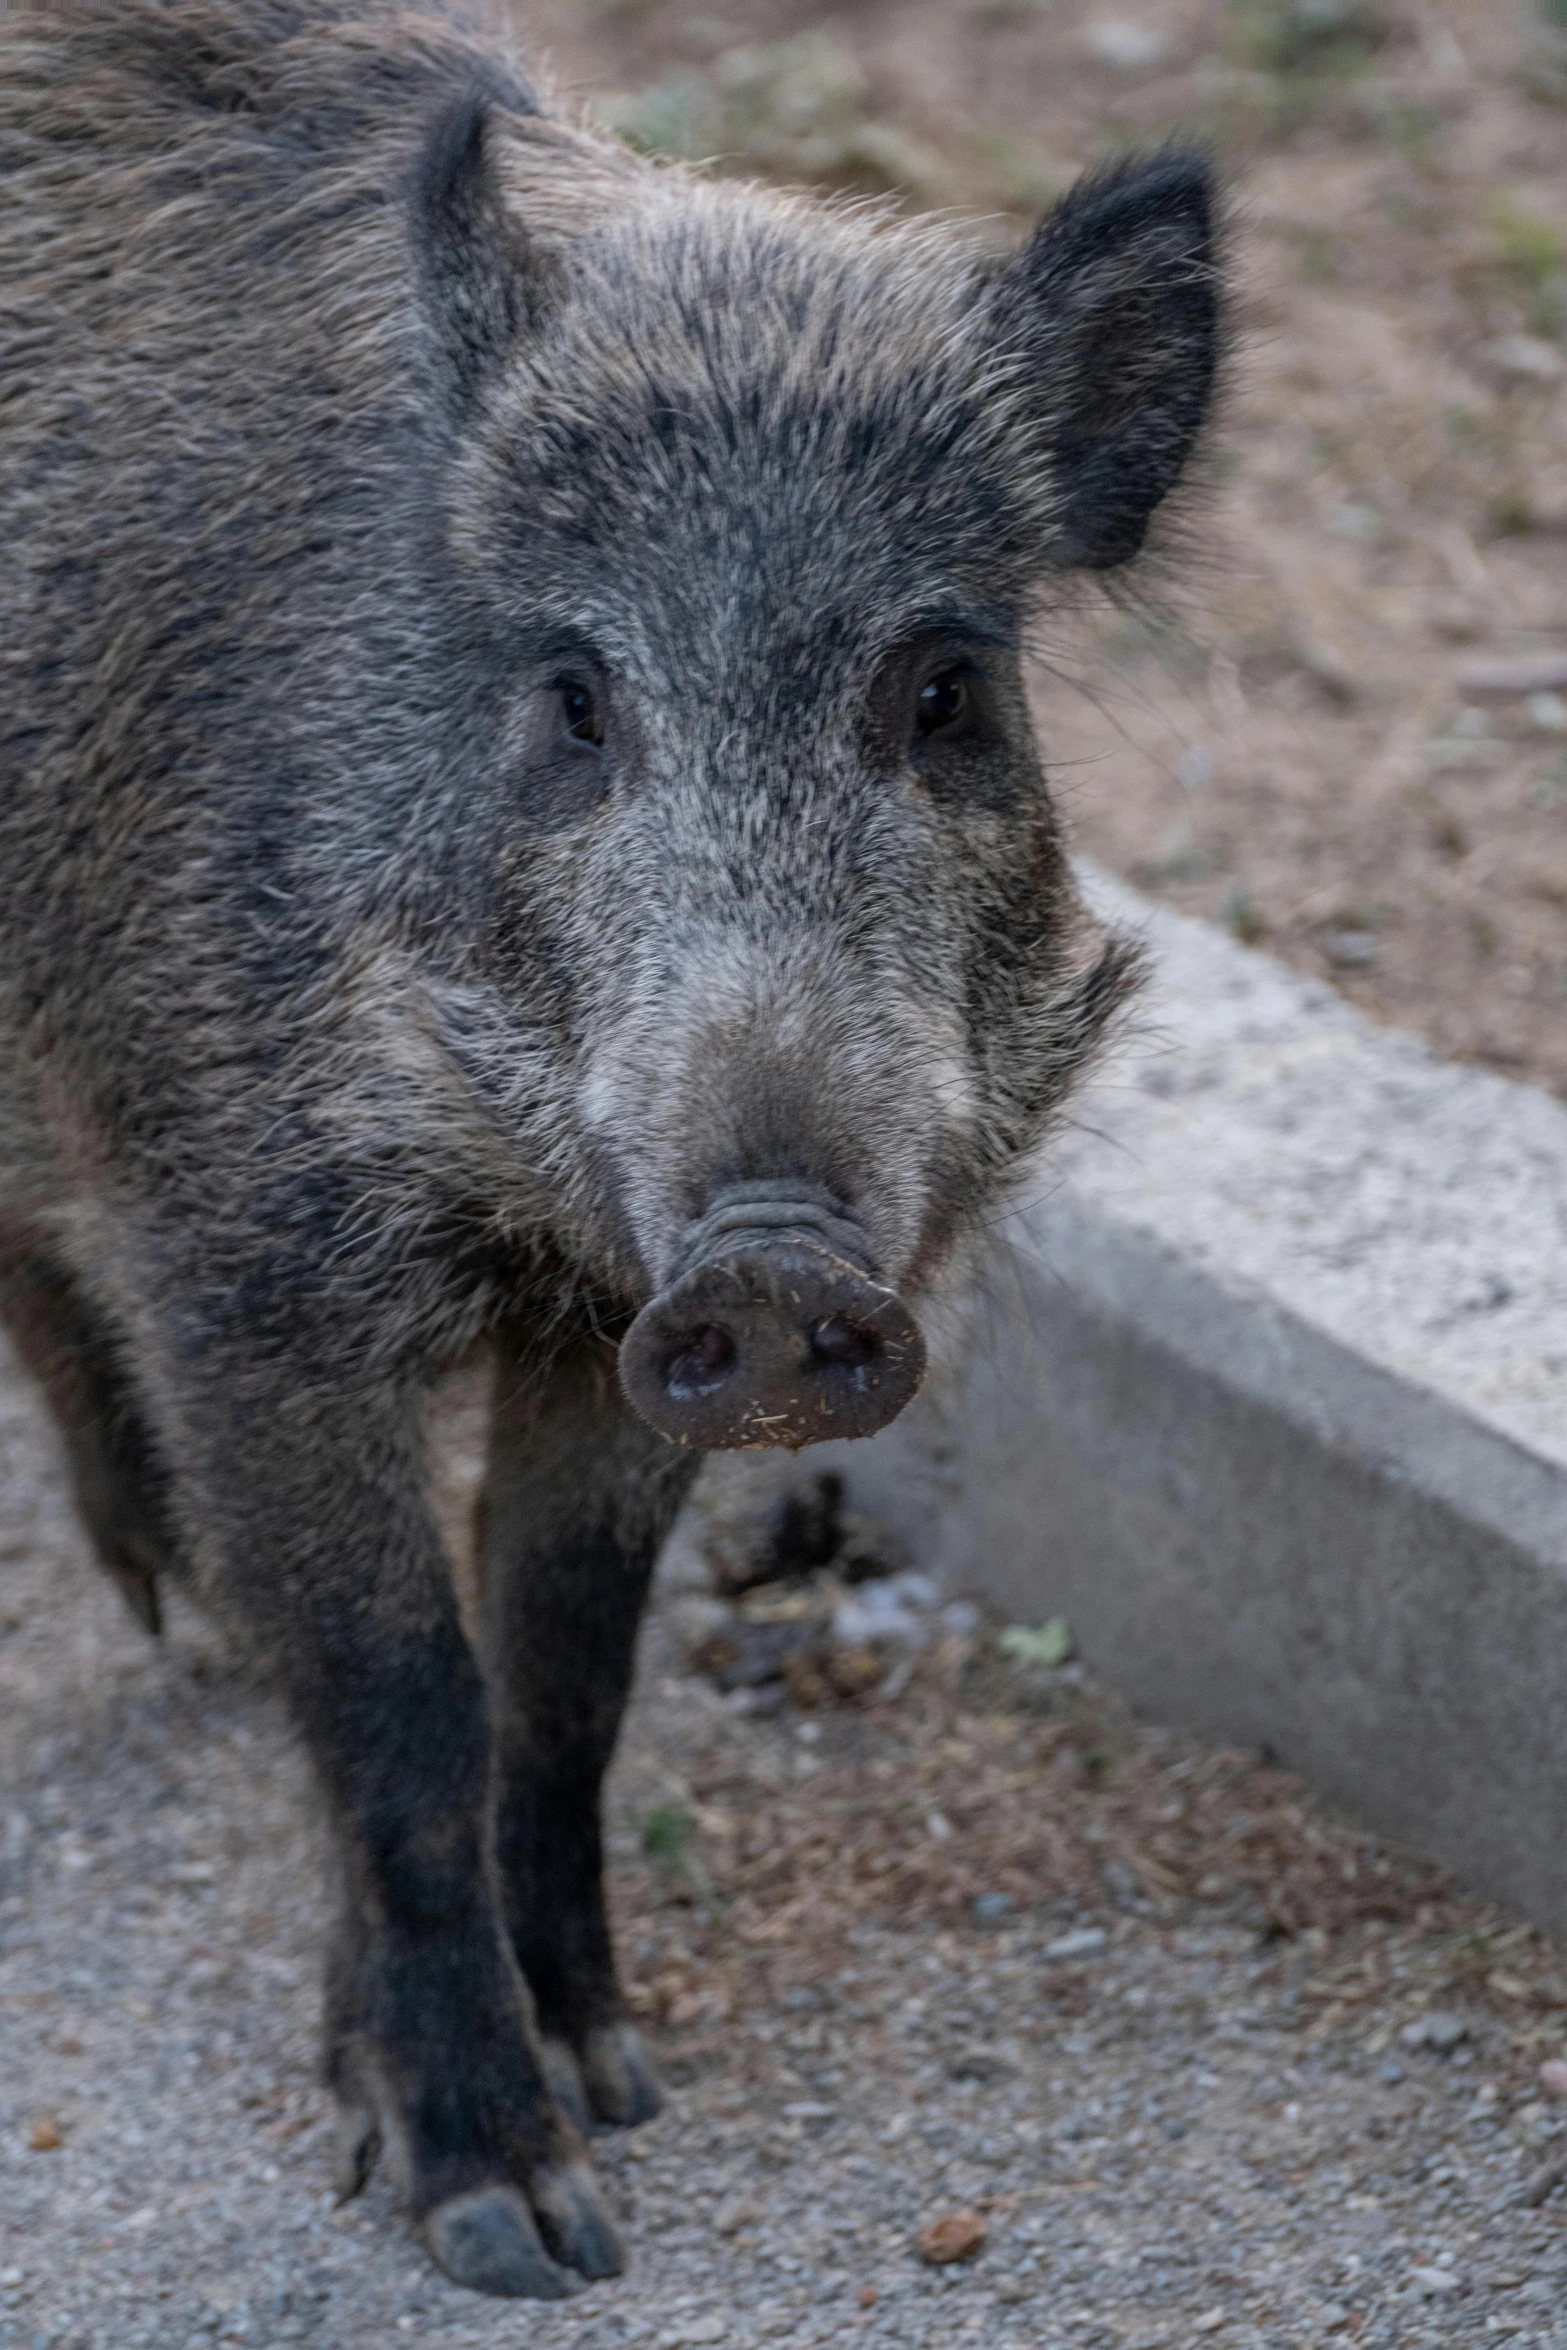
[0,0,1219,2302]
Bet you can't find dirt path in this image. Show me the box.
[6,1347,1567,2349]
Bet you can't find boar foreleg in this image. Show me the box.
[136,1319,623,2301]
[479,1328,700,2133]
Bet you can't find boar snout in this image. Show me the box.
[618,1187,926,1450]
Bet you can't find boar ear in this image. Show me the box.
[997,149,1219,571]
[411,87,542,411]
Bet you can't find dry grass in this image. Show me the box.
[612,1631,1567,2099]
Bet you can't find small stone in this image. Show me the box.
[1323,927,1377,970]
[1083,18,1173,69]
[1409,2265,1461,2294]
[972,1893,1013,1927]
[1539,2060,1567,2100]
[1192,2313,1227,2336]
[1103,1858,1145,1909]
[1401,2012,1468,2054]
[857,2284,878,2309]
[1379,2063,1405,2085]
[1331,501,1382,543]
[918,2208,988,2266]
[1529,691,1567,735]
[27,2117,63,2152]
[1042,1928,1108,1961]
[1478,334,1565,385]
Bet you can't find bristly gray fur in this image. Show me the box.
[0,0,1218,2292]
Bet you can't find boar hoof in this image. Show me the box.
[424,2185,572,2300]
[543,2024,661,2131]
[581,2022,662,2128]
[531,2158,626,2280]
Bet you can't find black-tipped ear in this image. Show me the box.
[412,85,539,412]
[999,149,1220,570]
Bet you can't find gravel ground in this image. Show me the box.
[6,1347,1567,2350]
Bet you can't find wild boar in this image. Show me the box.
[0,0,1218,2294]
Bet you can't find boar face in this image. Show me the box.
[418,117,1218,1445]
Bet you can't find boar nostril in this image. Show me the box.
[664,1324,737,1398]
[809,1314,877,1370]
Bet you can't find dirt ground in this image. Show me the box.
[11,1357,1567,2349]
[519,0,1567,1100]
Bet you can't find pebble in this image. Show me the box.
[972,1893,1013,1926]
[917,2210,988,2266]
[1083,18,1173,69]
[1478,334,1566,385]
[1401,2012,1468,2054]
[1042,1927,1108,1960]
[1177,742,1215,792]
[1323,927,1378,970]
[1539,2059,1567,2100]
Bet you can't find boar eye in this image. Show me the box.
[556,678,604,747]
[914,667,969,740]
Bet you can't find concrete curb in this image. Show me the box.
[789,871,1567,1935]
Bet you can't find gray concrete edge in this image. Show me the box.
[789,1178,1567,1938]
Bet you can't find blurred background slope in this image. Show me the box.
[521,0,1567,1098]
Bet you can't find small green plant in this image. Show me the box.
[640,1803,697,1864]
[1223,887,1268,946]
[639,1803,722,1919]
[1373,98,1439,159]
[1525,0,1567,104]
[596,35,945,198]
[1227,0,1385,76]
[999,1618,1074,1669]
[1493,204,1564,287]
[1489,488,1537,537]
[1492,205,1567,336]
[969,128,1059,211]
